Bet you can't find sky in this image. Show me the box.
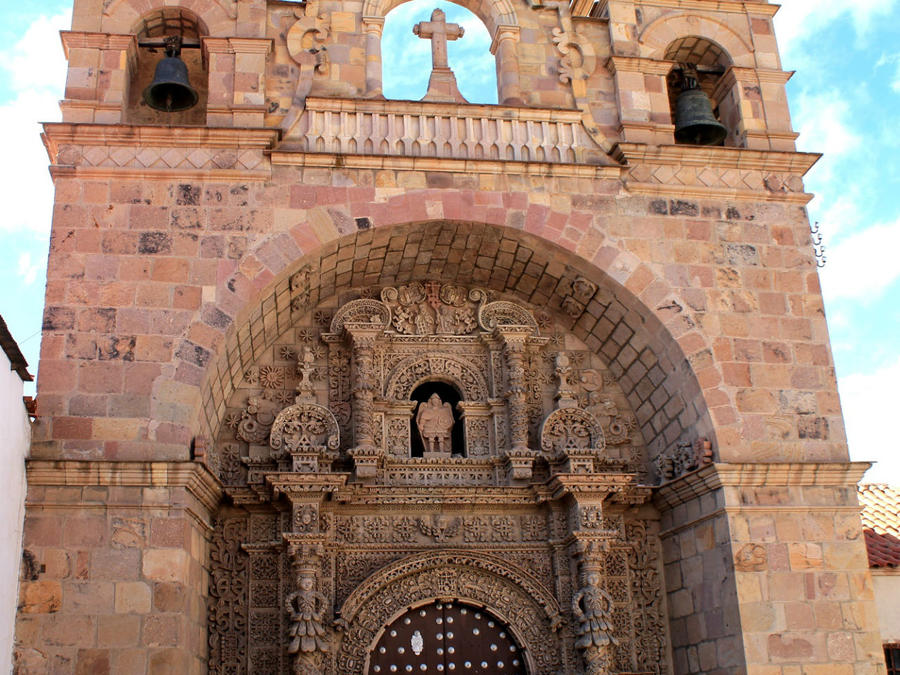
[0,1,897,482]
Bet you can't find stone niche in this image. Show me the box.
[207,282,669,675]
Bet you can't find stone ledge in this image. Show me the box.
[270,151,620,177]
[26,459,223,513]
[654,461,872,510]
[41,122,281,157]
[614,142,820,174]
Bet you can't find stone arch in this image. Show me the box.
[192,220,726,471]
[384,354,490,401]
[101,0,234,36]
[362,0,521,103]
[638,14,754,68]
[335,550,563,673]
[125,6,210,125]
[363,0,518,36]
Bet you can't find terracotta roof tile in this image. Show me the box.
[858,483,900,568]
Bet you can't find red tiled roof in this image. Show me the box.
[858,484,900,568]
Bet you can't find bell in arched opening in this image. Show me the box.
[673,68,727,146]
[143,36,199,112]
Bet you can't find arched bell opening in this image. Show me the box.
[664,36,736,147]
[127,8,209,124]
[410,381,464,458]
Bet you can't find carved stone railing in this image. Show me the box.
[295,97,601,164]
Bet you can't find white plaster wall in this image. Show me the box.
[0,353,29,675]
[873,571,900,643]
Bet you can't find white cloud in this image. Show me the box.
[820,217,900,301]
[774,0,898,61]
[17,252,39,286]
[840,356,900,483]
[792,92,861,157]
[0,10,69,235]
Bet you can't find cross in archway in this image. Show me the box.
[413,9,465,70]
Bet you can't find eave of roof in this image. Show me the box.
[0,315,32,382]
[859,483,900,568]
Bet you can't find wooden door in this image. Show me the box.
[369,601,527,674]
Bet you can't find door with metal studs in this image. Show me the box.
[368,601,527,674]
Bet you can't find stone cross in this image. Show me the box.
[413,9,464,70]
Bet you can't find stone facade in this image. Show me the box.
[15,0,886,673]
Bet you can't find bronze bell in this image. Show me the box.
[143,43,198,113]
[674,77,727,146]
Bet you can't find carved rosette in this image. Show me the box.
[270,401,340,472]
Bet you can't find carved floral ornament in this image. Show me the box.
[269,402,340,453]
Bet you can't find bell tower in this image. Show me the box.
[17,0,885,673]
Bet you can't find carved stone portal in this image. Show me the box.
[208,282,670,674]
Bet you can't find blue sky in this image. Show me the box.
[1,1,897,481]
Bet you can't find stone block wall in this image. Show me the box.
[15,462,219,674]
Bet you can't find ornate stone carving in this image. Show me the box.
[286,572,330,674]
[561,276,598,318]
[384,354,488,401]
[541,407,605,454]
[329,299,391,334]
[335,551,563,673]
[626,521,668,673]
[653,437,713,482]
[229,395,276,445]
[478,301,539,332]
[208,517,249,674]
[270,402,340,472]
[572,571,616,674]
[380,282,485,335]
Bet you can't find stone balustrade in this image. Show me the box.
[296,97,597,164]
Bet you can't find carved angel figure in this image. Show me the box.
[286,574,330,658]
[416,393,455,454]
[572,572,617,673]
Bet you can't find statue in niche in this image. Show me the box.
[572,571,617,674]
[286,572,330,673]
[416,393,455,455]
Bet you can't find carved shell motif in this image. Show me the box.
[477,301,539,333]
[269,402,340,452]
[329,298,391,333]
[540,407,605,453]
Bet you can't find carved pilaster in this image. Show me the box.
[285,538,331,675]
[496,327,531,453]
[346,326,381,478]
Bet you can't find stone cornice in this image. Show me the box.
[614,142,820,174]
[26,459,223,514]
[628,0,779,18]
[654,461,873,510]
[202,36,274,54]
[60,31,136,56]
[270,151,620,178]
[42,123,280,154]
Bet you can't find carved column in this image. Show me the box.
[346,325,380,477]
[362,16,385,98]
[496,327,531,453]
[491,25,523,105]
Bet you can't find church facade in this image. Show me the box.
[15,0,887,673]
